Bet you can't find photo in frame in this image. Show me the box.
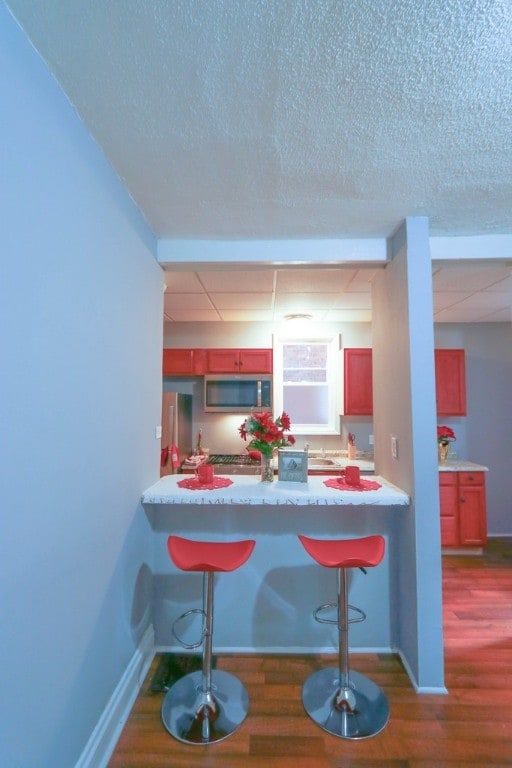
[277,449,308,483]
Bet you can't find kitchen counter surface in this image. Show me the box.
[438,460,488,472]
[142,473,409,506]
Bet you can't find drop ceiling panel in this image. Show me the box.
[198,270,275,292]
[275,269,350,293]
[165,309,221,322]
[164,272,205,292]
[218,309,275,322]
[164,293,213,311]
[210,292,273,310]
[274,292,340,312]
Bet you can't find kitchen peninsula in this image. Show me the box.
[143,474,409,659]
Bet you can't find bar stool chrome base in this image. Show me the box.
[302,667,389,740]
[161,669,249,745]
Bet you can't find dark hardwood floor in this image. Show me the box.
[108,539,512,767]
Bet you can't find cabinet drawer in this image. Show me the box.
[459,472,484,486]
[439,472,457,487]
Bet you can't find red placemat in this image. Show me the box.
[177,476,233,491]
[324,477,382,492]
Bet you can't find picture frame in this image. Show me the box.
[277,449,308,483]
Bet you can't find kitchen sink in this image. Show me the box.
[308,457,339,467]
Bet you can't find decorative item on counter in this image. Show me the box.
[238,411,295,483]
[347,432,357,460]
[278,449,308,483]
[177,475,233,491]
[344,465,361,486]
[437,425,456,464]
[196,463,214,484]
[324,476,382,492]
[195,428,204,455]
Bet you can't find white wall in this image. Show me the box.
[0,7,162,766]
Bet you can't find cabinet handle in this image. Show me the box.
[468,475,474,481]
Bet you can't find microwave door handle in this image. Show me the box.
[257,380,262,407]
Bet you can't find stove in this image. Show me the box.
[206,454,262,475]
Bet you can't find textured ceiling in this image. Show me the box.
[6,0,512,241]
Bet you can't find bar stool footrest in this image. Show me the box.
[314,601,366,625]
[172,608,205,650]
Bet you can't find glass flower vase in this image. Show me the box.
[261,454,274,483]
[438,442,449,464]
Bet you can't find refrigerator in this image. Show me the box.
[160,392,193,476]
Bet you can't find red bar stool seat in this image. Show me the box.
[161,535,255,745]
[298,534,389,740]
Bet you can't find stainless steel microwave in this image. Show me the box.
[204,375,273,413]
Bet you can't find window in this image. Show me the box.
[273,335,341,434]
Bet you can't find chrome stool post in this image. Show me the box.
[299,534,389,740]
[161,536,255,745]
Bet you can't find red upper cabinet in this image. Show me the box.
[435,349,466,416]
[162,349,207,375]
[344,348,373,415]
[206,348,273,374]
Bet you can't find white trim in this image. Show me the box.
[157,643,393,655]
[397,649,448,695]
[75,625,155,768]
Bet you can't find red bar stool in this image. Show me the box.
[161,535,255,745]
[298,534,389,739]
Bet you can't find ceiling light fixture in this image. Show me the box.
[284,313,313,321]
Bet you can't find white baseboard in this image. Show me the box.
[75,624,155,768]
[397,648,448,695]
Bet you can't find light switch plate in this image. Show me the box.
[155,425,162,439]
[391,435,398,459]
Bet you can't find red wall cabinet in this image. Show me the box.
[343,347,466,417]
[162,348,207,375]
[439,471,487,548]
[435,349,466,416]
[206,348,272,374]
[343,348,373,415]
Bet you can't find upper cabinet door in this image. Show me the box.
[343,348,373,415]
[162,349,207,375]
[162,348,195,375]
[206,349,239,373]
[206,348,273,374]
[239,349,273,373]
[435,349,466,416]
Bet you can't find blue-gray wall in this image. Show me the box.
[435,323,512,536]
[0,6,162,766]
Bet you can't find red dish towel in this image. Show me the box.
[324,477,382,492]
[177,477,233,491]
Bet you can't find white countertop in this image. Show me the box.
[141,474,409,507]
[438,460,488,472]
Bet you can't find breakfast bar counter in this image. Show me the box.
[142,473,409,506]
[142,474,409,661]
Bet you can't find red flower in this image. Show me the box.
[437,425,456,444]
[238,412,294,456]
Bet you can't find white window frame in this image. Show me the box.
[273,334,341,435]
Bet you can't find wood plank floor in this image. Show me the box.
[108,539,512,767]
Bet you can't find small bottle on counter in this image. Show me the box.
[195,428,204,455]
